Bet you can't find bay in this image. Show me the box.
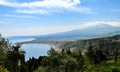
[21,44,51,61]
[7,37,51,61]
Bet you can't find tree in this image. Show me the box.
[7,43,25,72]
[0,65,9,72]
[85,43,95,64]
[85,42,106,64]
[47,48,58,56]
[65,57,79,72]
[33,66,47,72]
[0,35,12,68]
[25,57,38,72]
[38,48,82,72]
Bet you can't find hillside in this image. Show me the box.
[7,24,120,41]
[61,35,120,51]
[35,24,120,40]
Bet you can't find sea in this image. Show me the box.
[8,38,51,61]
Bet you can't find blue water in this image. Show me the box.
[8,38,51,61]
[21,44,51,61]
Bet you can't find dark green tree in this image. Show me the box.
[7,43,25,72]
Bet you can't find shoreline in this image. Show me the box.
[18,40,62,51]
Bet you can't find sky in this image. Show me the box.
[0,0,120,36]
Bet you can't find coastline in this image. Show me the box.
[18,40,63,52]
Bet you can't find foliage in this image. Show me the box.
[25,56,45,72]
[0,65,9,72]
[0,36,11,66]
[33,66,47,72]
[18,64,28,72]
[32,35,120,72]
[34,48,83,72]
[85,43,106,64]
[0,34,26,72]
[6,43,26,72]
[61,35,120,52]
[82,59,120,72]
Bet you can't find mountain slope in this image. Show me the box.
[36,24,120,40]
[7,24,120,40]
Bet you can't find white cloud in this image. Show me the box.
[4,14,35,18]
[84,21,120,27]
[1,21,120,36]
[0,0,90,14]
[106,22,120,26]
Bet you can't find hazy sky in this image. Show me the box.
[0,0,120,36]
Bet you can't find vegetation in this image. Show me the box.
[61,35,120,50]
[0,34,120,72]
[33,35,120,72]
[33,48,83,72]
[0,34,26,72]
[0,65,9,72]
